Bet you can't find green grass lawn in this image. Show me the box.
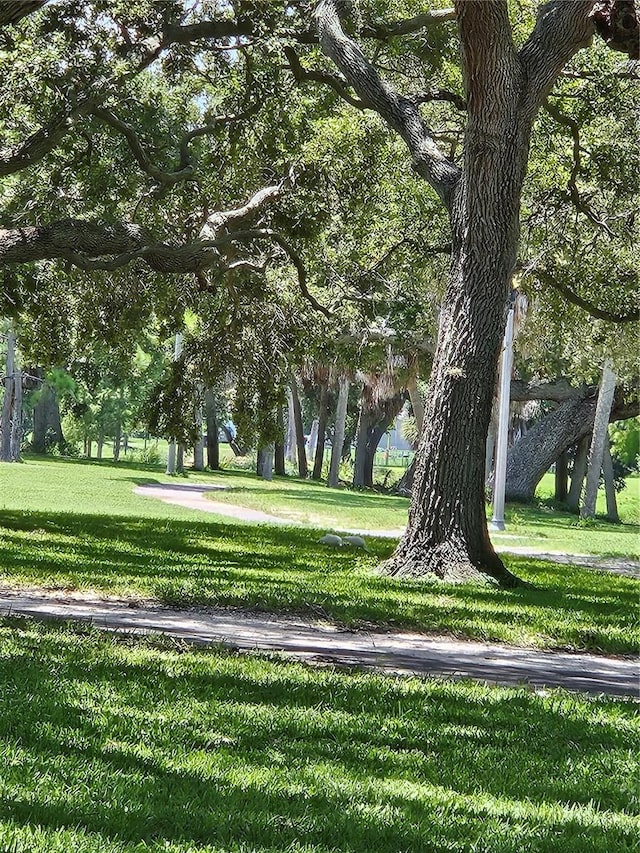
[0,456,637,653]
[0,619,637,853]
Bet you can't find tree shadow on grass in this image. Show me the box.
[0,509,637,653]
[0,624,637,853]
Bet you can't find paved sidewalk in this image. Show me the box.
[1,588,637,698]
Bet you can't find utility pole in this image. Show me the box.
[490,294,515,531]
[166,332,183,475]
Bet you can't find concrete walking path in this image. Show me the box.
[133,482,640,577]
[1,588,637,698]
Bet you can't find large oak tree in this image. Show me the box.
[1,1,637,585]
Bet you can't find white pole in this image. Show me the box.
[166,332,183,475]
[490,303,515,531]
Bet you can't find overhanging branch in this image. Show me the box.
[536,269,639,323]
[314,0,460,206]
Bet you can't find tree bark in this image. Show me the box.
[31,373,64,454]
[352,406,374,488]
[258,444,274,480]
[567,435,590,512]
[316,0,607,584]
[581,359,617,518]
[285,390,297,464]
[554,449,569,502]
[204,389,220,470]
[328,376,349,488]
[193,390,204,471]
[9,368,22,461]
[1,330,15,462]
[275,403,286,476]
[289,376,308,478]
[312,381,329,480]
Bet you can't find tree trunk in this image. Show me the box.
[96,430,104,460]
[406,373,424,437]
[352,406,374,488]
[9,368,22,461]
[285,390,297,464]
[395,455,416,497]
[316,1,610,584]
[113,419,122,462]
[31,374,64,454]
[312,381,329,480]
[581,359,617,518]
[176,444,184,474]
[166,439,176,474]
[0,330,15,462]
[258,444,274,480]
[204,388,220,470]
[275,403,286,476]
[567,435,590,512]
[485,404,497,485]
[193,390,204,471]
[289,375,307,479]
[554,449,569,502]
[328,376,349,488]
[505,393,595,502]
[602,438,620,523]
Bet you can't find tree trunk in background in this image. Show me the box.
[193,389,204,471]
[485,405,497,486]
[406,373,424,436]
[258,444,274,480]
[290,376,307,478]
[96,429,104,460]
[328,376,349,488]
[581,360,617,518]
[0,330,15,462]
[176,444,184,474]
[353,407,374,488]
[31,373,64,454]
[113,419,122,462]
[567,435,590,512]
[166,439,176,474]
[312,382,329,480]
[602,439,620,523]
[9,366,22,461]
[554,449,568,502]
[505,393,598,503]
[395,455,416,496]
[275,403,286,476]
[285,390,297,464]
[204,389,220,470]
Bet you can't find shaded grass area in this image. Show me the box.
[0,506,637,654]
[0,620,638,853]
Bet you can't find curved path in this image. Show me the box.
[0,588,637,697]
[134,482,640,577]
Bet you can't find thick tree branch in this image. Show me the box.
[314,0,460,206]
[284,46,365,109]
[91,107,196,187]
[200,173,295,239]
[510,378,591,402]
[361,9,456,39]
[0,1,46,27]
[543,100,616,237]
[520,1,597,114]
[0,96,97,177]
[536,269,639,323]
